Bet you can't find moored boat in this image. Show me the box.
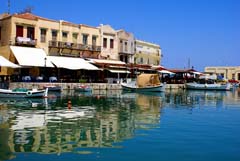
[186,82,231,91]
[121,73,166,92]
[0,88,48,98]
[186,75,231,91]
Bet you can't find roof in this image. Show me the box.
[12,12,57,22]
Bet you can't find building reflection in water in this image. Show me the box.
[0,91,164,159]
[0,89,239,160]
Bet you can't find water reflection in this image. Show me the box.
[165,89,240,108]
[0,91,165,159]
[0,89,239,160]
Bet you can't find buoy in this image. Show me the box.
[67,100,72,109]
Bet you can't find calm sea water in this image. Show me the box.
[0,89,240,161]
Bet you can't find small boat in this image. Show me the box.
[121,73,166,92]
[43,85,62,92]
[186,75,231,91]
[0,88,48,98]
[74,85,92,92]
[186,82,231,91]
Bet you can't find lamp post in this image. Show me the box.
[44,57,47,81]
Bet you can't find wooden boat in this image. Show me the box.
[121,73,166,92]
[0,88,48,98]
[74,85,92,92]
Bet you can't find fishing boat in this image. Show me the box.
[121,73,166,92]
[186,75,231,91]
[74,85,92,92]
[0,88,48,98]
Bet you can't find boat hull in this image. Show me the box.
[0,89,47,98]
[121,83,165,92]
[186,83,231,91]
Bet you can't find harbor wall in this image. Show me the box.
[9,82,185,90]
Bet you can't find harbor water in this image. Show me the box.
[0,89,240,161]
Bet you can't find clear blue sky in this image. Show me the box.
[1,0,239,71]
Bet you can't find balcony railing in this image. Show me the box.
[49,40,101,52]
[15,37,37,47]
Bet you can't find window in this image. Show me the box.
[62,32,67,38]
[92,36,97,46]
[103,38,107,48]
[0,26,1,40]
[52,30,58,41]
[27,27,35,39]
[232,74,235,80]
[16,25,23,37]
[40,28,46,42]
[62,32,68,41]
[124,42,128,51]
[134,57,137,64]
[110,39,114,48]
[72,33,78,43]
[120,40,123,51]
[82,34,88,45]
[140,57,143,64]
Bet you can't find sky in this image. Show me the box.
[1,0,239,71]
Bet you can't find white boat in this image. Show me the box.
[0,88,48,98]
[186,82,231,91]
[186,75,231,91]
[121,73,166,92]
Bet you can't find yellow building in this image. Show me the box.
[134,40,161,66]
[205,66,240,81]
[0,12,101,75]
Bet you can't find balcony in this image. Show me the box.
[49,41,101,52]
[119,46,134,55]
[15,37,37,47]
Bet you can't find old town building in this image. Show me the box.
[117,29,135,63]
[205,66,240,81]
[134,40,161,66]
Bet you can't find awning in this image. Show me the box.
[0,56,20,68]
[88,59,126,65]
[10,46,54,67]
[158,70,175,74]
[47,56,99,70]
[108,69,131,73]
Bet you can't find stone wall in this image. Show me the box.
[9,82,185,90]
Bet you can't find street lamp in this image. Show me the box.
[44,57,47,67]
[44,57,47,81]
